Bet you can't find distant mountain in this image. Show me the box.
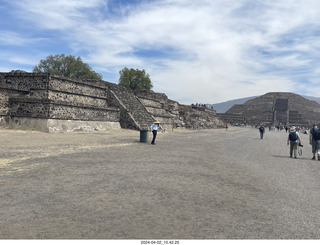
[303,95,320,104]
[210,94,320,113]
[209,96,259,113]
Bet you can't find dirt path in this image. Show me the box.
[0,127,319,239]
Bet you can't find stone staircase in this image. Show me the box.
[134,89,225,130]
[106,82,155,130]
[134,93,177,131]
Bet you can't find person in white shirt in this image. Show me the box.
[150,120,162,145]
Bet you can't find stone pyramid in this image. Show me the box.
[224,92,320,127]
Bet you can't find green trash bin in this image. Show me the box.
[140,130,149,142]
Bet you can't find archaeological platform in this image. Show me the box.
[0,71,224,132]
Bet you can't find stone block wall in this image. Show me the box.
[4,72,119,122]
[134,90,184,131]
[217,113,244,125]
[288,111,309,126]
[136,96,174,131]
[134,90,224,130]
[9,98,50,118]
[179,105,224,129]
[0,90,25,115]
[0,71,35,116]
[47,75,116,121]
[0,71,225,132]
[105,82,155,130]
[0,71,120,132]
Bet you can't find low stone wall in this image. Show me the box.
[6,117,120,133]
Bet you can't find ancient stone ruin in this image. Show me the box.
[0,71,225,132]
[218,92,320,127]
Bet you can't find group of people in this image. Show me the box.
[194,103,208,108]
[151,120,320,161]
[259,124,320,160]
[193,103,214,110]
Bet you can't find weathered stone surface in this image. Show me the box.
[220,92,320,127]
[0,72,225,132]
[6,117,120,133]
[135,90,225,130]
[105,82,155,130]
[179,105,225,129]
[0,72,120,132]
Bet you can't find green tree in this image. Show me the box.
[33,54,102,79]
[118,67,153,90]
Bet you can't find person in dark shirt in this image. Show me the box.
[287,126,301,158]
[259,125,265,139]
[309,124,319,160]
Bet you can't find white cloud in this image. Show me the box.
[13,0,106,30]
[3,0,320,103]
[0,31,43,46]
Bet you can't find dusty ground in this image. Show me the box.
[0,127,320,239]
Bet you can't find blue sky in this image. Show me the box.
[1,0,320,104]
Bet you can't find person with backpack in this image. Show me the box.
[287,126,301,158]
[309,124,320,160]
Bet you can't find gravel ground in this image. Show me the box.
[0,127,320,239]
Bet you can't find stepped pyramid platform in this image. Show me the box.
[220,92,320,127]
[105,82,155,130]
[0,71,120,132]
[0,71,225,132]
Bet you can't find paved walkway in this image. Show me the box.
[0,127,319,239]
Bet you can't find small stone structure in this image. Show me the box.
[218,92,320,127]
[179,105,224,129]
[0,71,120,132]
[0,71,225,132]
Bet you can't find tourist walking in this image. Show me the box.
[309,124,320,160]
[150,120,162,145]
[259,125,265,139]
[287,126,301,158]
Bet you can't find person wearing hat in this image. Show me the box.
[287,126,301,158]
[150,120,162,145]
